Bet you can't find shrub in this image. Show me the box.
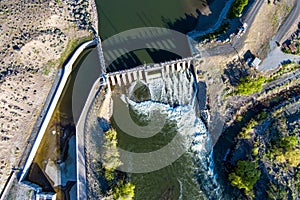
[232,76,266,96]
[228,0,249,19]
[113,182,135,200]
[268,136,300,167]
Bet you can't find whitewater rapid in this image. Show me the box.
[117,67,222,199]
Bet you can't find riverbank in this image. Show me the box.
[0,39,96,200]
[188,0,235,38]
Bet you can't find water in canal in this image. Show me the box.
[25,47,101,200]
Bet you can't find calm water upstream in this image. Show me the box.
[96,0,228,72]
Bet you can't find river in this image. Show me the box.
[24,0,228,199]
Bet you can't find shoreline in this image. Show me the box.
[188,0,235,38]
[90,0,99,35]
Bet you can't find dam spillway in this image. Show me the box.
[107,58,193,87]
[84,55,223,199]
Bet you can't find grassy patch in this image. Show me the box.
[228,75,266,96]
[43,67,51,76]
[57,34,93,68]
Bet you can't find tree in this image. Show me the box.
[229,160,261,196]
[102,129,121,180]
[228,0,249,19]
[113,182,135,200]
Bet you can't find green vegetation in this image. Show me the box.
[256,110,268,121]
[227,58,299,98]
[57,34,93,68]
[197,22,229,41]
[102,129,121,180]
[252,147,259,157]
[267,184,289,200]
[268,136,300,167]
[238,119,258,139]
[228,0,249,19]
[113,181,135,200]
[228,160,261,197]
[101,129,136,199]
[267,62,300,82]
[230,75,266,96]
[43,67,50,76]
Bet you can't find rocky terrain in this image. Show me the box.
[0,0,95,192]
[211,57,300,199]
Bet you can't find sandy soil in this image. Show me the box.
[0,0,94,193]
[242,0,295,58]
[193,0,300,143]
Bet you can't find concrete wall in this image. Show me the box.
[19,40,96,183]
[107,57,194,87]
[75,77,101,200]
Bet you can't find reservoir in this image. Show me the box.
[96,0,228,72]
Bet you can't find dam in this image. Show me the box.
[107,58,193,86]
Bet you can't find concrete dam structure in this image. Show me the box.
[107,57,193,87]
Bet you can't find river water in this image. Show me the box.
[24,0,229,199]
[93,0,226,199]
[109,67,221,199]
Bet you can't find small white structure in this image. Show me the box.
[36,192,56,200]
[251,57,261,69]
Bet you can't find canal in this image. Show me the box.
[25,47,101,199]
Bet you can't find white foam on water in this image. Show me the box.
[124,68,222,199]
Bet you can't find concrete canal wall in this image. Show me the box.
[19,40,96,183]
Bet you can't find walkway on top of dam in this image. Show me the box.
[107,57,194,87]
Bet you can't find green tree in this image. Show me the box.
[228,0,249,18]
[229,160,261,196]
[269,136,300,167]
[102,129,121,180]
[113,182,135,200]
